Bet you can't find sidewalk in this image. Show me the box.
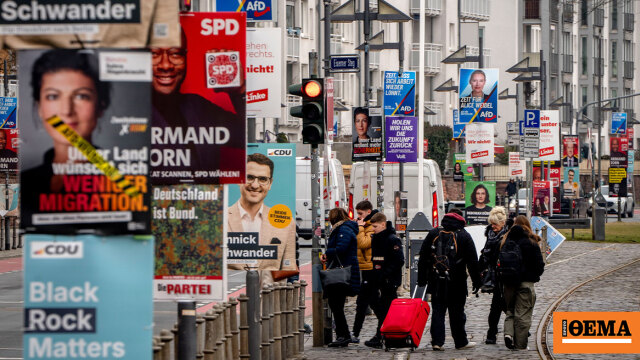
[303,240,640,359]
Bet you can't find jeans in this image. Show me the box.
[430,286,469,348]
[503,282,536,350]
[352,270,375,337]
[327,292,349,339]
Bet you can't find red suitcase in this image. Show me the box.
[380,287,430,351]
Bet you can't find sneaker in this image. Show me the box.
[456,341,476,350]
[350,336,360,344]
[432,345,445,351]
[504,335,514,349]
[328,337,350,348]
[364,336,383,349]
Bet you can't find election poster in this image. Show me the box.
[563,167,580,199]
[0,0,179,48]
[153,185,224,300]
[509,153,526,179]
[454,153,474,181]
[465,123,494,164]
[394,191,408,232]
[0,183,19,217]
[458,68,498,123]
[151,12,246,185]
[531,216,566,258]
[611,112,627,135]
[453,109,465,139]
[536,110,560,161]
[0,128,18,171]
[19,49,152,235]
[24,234,154,360]
[385,116,417,162]
[532,180,552,216]
[609,168,628,197]
[610,136,628,168]
[352,107,383,161]
[464,181,496,225]
[628,128,634,150]
[562,135,580,168]
[215,0,276,21]
[628,150,635,184]
[246,27,282,118]
[0,97,17,128]
[533,161,561,212]
[383,71,416,116]
[226,144,297,280]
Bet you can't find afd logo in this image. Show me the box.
[217,0,273,21]
[267,149,292,157]
[31,241,83,259]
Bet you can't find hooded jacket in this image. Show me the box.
[417,213,482,293]
[501,225,545,283]
[325,220,361,295]
[370,220,404,287]
[356,209,378,271]
[479,218,513,271]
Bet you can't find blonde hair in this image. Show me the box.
[487,206,507,226]
[500,215,541,249]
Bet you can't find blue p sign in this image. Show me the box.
[524,110,540,128]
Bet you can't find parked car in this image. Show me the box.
[508,188,574,217]
[587,185,634,217]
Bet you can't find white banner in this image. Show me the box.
[509,152,526,179]
[536,110,560,161]
[466,123,494,164]
[246,28,282,118]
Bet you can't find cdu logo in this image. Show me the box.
[267,149,292,157]
[31,241,83,259]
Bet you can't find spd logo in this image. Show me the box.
[554,312,640,354]
[31,241,83,259]
[267,149,292,157]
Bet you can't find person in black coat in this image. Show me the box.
[417,209,482,350]
[363,213,404,348]
[321,207,360,347]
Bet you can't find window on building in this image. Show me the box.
[611,0,618,29]
[563,32,571,54]
[581,0,588,25]
[581,86,588,115]
[581,36,587,75]
[550,25,556,53]
[611,40,618,77]
[624,0,633,13]
[286,3,294,29]
[449,23,455,48]
[623,40,633,61]
[611,88,618,110]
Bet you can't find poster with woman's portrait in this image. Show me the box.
[352,106,383,161]
[464,181,496,225]
[394,191,408,231]
[458,68,498,123]
[19,49,152,235]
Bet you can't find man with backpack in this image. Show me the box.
[417,209,482,351]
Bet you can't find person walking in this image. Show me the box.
[417,209,482,351]
[321,208,360,347]
[363,213,404,349]
[479,206,512,344]
[351,200,378,343]
[498,215,545,350]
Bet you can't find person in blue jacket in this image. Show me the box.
[321,207,360,347]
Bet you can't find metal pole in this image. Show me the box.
[478,34,484,182]
[310,144,324,347]
[417,0,425,211]
[177,301,197,360]
[248,118,256,143]
[398,23,404,74]
[4,172,8,250]
[363,0,370,104]
[246,270,261,359]
[597,32,603,190]
[324,0,331,78]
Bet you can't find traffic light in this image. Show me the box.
[289,78,325,144]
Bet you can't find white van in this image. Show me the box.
[348,160,445,228]
[296,156,347,240]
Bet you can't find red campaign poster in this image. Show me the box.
[610,136,628,168]
[533,181,552,216]
[628,128,634,150]
[151,12,247,185]
[0,129,18,171]
[562,135,579,168]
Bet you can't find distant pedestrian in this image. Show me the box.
[351,200,377,343]
[321,208,360,347]
[479,206,512,344]
[498,215,545,350]
[417,209,482,351]
[505,179,517,199]
[363,213,404,349]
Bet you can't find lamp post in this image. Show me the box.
[499,87,519,215]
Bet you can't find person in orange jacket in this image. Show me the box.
[351,200,377,342]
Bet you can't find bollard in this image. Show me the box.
[171,323,179,360]
[285,283,294,358]
[261,284,271,360]
[271,284,282,360]
[238,294,250,359]
[291,281,300,355]
[246,271,261,360]
[160,329,174,360]
[225,302,233,360]
[153,337,162,360]
[280,284,288,358]
[229,297,240,360]
[196,313,205,358]
[215,304,226,360]
[204,309,215,360]
[299,280,307,351]
[268,284,275,360]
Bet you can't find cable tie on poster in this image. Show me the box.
[46,115,141,198]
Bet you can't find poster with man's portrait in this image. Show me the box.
[0,129,18,171]
[532,181,552,216]
[352,106,383,161]
[562,135,580,168]
[226,144,297,282]
[394,191,408,231]
[464,181,496,225]
[563,167,580,199]
[19,49,152,235]
[609,136,628,168]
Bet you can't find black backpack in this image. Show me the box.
[430,229,458,282]
[496,238,524,286]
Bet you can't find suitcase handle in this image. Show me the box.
[411,285,428,300]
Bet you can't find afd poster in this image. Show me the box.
[385,116,417,162]
[458,68,498,123]
[464,181,496,225]
[226,144,296,280]
[24,234,154,360]
[246,27,282,118]
[151,12,246,185]
[536,110,560,161]
[18,49,151,235]
[153,185,224,300]
[611,112,627,135]
[465,123,494,164]
[383,71,416,116]
[453,109,465,139]
[0,129,18,171]
[0,97,17,128]
[215,0,276,21]
[352,107,383,161]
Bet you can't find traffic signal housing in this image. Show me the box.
[289,78,325,144]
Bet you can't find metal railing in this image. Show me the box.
[461,46,491,68]
[550,0,558,22]
[0,217,19,251]
[409,0,441,16]
[563,3,573,23]
[287,34,300,62]
[562,54,573,73]
[330,34,342,56]
[525,0,539,19]
[624,61,634,79]
[409,43,442,75]
[624,13,634,31]
[550,53,559,75]
[594,8,605,27]
[460,0,490,21]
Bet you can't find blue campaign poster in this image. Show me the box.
[453,109,465,139]
[24,235,154,360]
[0,97,17,129]
[611,112,627,135]
[216,0,274,21]
[458,68,498,123]
[531,216,566,258]
[383,71,416,116]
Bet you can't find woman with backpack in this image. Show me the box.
[479,207,512,344]
[321,208,360,347]
[498,215,545,350]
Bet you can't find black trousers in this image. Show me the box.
[371,283,398,336]
[487,289,503,339]
[327,292,349,339]
[430,286,469,348]
[352,270,375,337]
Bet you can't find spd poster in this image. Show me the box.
[532,180,552,216]
[458,68,498,123]
[0,129,18,171]
[19,49,151,235]
[464,181,496,225]
[226,144,296,279]
[352,107,383,161]
[610,136,628,168]
[151,12,246,185]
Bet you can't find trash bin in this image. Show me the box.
[593,207,606,241]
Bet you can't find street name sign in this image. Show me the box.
[330,55,360,73]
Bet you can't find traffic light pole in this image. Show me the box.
[310,144,324,347]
